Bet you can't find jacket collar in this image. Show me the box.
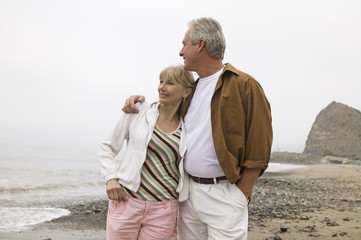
[214,63,238,92]
[222,63,239,75]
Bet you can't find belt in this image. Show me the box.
[190,175,227,184]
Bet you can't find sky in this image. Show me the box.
[1,0,360,153]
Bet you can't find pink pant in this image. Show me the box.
[106,197,178,240]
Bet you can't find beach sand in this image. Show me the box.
[1,164,360,240]
[248,164,361,240]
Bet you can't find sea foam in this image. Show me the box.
[0,207,70,232]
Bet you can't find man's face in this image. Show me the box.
[179,27,199,72]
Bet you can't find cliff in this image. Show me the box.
[303,101,361,159]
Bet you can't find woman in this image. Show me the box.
[99,65,194,240]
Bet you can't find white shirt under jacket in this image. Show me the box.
[98,102,189,202]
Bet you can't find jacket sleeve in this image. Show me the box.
[98,103,145,182]
[242,78,273,175]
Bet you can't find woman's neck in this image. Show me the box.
[157,103,181,133]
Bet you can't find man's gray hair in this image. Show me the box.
[188,17,226,60]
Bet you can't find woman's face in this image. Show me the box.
[158,78,187,106]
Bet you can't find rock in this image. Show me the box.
[304,101,361,159]
[274,235,282,240]
[309,232,320,237]
[280,227,288,232]
[322,217,340,226]
[299,225,316,233]
[266,235,282,240]
[85,210,93,214]
[329,221,339,226]
[339,232,347,236]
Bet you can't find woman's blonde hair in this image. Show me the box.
[159,65,194,88]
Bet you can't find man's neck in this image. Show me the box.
[196,60,224,78]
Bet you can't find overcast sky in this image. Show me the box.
[1,0,360,153]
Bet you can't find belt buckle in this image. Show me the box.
[197,177,201,183]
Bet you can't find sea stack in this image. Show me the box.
[304,101,361,159]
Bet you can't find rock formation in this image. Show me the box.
[303,101,361,159]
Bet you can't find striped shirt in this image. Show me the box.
[123,123,182,201]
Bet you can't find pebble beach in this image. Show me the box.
[248,164,361,239]
[1,164,360,240]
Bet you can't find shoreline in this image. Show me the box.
[1,164,360,239]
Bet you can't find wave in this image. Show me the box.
[266,163,307,172]
[0,180,104,194]
[0,207,70,232]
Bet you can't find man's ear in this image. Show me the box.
[197,39,206,53]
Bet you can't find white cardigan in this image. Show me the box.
[99,102,190,201]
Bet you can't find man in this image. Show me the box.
[123,17,272,240]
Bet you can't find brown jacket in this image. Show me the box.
[181,63,273,184]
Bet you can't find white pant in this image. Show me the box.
[178,179,248,240]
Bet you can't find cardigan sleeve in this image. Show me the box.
[98,102,147,182]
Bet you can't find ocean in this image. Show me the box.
[0,143,305,232]
[0,144,105,232]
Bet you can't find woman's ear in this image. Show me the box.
[183,87,192,98]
